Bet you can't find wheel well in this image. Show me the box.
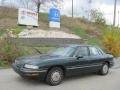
[104,61,110,67]
[47,65,66,76]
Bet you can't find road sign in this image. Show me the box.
[18,8,38,26]
[49,8,60,28]
[49,8,60,22]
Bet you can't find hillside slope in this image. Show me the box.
[0,6,103,46]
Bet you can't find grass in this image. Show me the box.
[86,37,101,46]
[0,26,25,37]
[0,45,55,68]
[62,23,100,46]
[1,6,120,68]
[20,46,55,56]
[0,7,104,47]
[0,28,6,36]
[0,61,10,68]
[10,26,25,35]
[66,25,89,38]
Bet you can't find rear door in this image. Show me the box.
[87,47,105,72]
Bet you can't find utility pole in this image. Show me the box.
[118,11,119,27]
[72,0,73,18]
[88,0,92,20]
[113,0,117,26]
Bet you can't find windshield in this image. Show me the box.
[49,46,76,57]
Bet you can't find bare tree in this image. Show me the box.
[17,0,58,13]
[33,0,55,13]
[1,0,7,6]
[33,0,59,13]
[90,9,106,25]
[17,0,32,9]
[0,0,16,8]
[34,0,43,13]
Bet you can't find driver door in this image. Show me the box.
[66,46,91,76]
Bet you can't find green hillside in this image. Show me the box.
[1,6,120,67]
[0,6,105,46]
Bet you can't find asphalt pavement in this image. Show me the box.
[0,58,120,90]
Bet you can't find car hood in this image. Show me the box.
[15,54,65,65]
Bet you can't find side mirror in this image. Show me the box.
[76,55,83,59]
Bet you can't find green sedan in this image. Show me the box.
[12,44,114,86]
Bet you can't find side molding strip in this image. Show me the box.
[67,64,102,70]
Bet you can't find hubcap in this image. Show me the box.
[103,64,108,74]
[51,71,61,82]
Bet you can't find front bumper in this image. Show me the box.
[12,63,47,80]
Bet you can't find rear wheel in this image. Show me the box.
[99,63,109,75]
[46,67,64,86]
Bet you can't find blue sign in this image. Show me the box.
[49,8,60,22]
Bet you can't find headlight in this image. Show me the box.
[24,64,39,69]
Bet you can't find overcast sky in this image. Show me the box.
[0,0,120,26]
[62,0,120,26]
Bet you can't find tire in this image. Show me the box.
[46,67,64,86]
[99,63,109,75]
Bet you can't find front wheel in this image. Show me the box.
[99,63,109,75]
[46,67,64,86]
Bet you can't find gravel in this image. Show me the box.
[18,29,81,39]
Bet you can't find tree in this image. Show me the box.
[34,0,44,13]
[90,9,106,25]
[17,0,59,13]
[13,0,61,14]
[33,0,59,13]
[17,0,32,9]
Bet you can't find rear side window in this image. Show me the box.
[89,47,101,56]
[76,47,89,56]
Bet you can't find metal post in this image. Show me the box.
[72,0,73,18]
[113,0,117,26]
[118,11,119,27]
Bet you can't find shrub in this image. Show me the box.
[0,36,23,65]
[102,27,120,57]
[10,26,25,35]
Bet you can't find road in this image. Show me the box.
[0,58,120,90]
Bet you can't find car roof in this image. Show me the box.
[60,44,92,48]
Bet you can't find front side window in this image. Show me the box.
[49,46,76,57]
[76,47,89,56]
[89,47,100,56]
